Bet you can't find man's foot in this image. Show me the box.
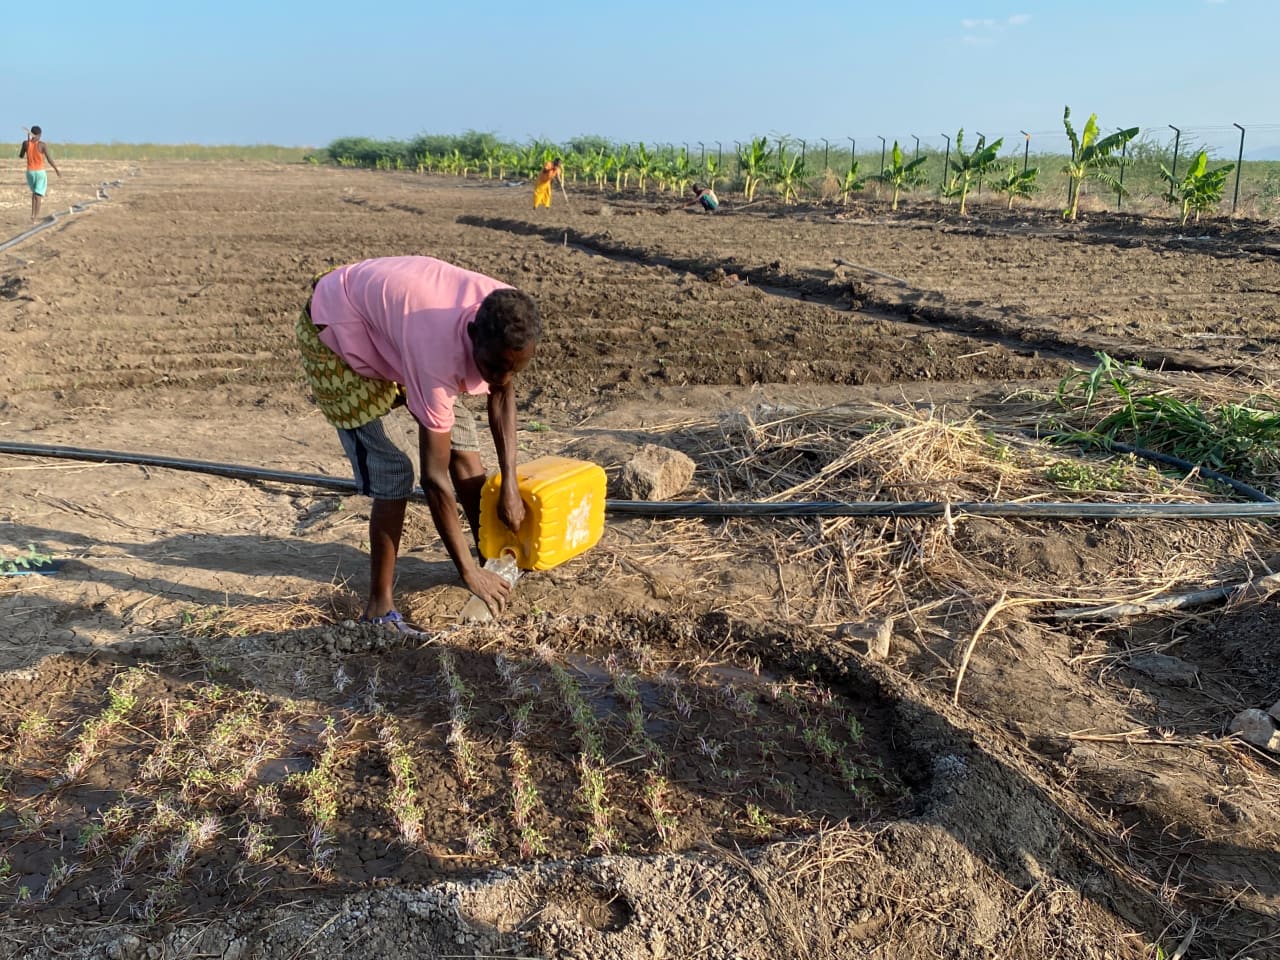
[359,609,429,639]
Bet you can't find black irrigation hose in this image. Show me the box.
[3,440,1280,521]
[1070,435,1275,504]
[0,184,118,255]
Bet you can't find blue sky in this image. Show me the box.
[8,0,1277,156]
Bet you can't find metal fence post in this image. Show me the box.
[1167,124,1181,202]
[1020,131,1030,173]
[940,133,951,197]
[1232,123,1246,215]
[912,135,920,161]
[847,137,856,172]
[1117,132,1127,211]
[821,138,830,171]
[976,133,986,195]
[877,136,886,175]
[697,141,705,166]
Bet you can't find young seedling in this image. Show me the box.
[992,161,1040,209]
[0,544,53,574]
[466,820,496,857]
[611,669,679,845]
[379,721,425,845]
[613,671,664,765]
[542,651,613,852]
[41,857,79,902]
[743,803,774,840]
[105,797,184,896]
[332,664,352,694]
[641,774,679,845]
[59,667,150,784]
[286,716,344,877]
[1160,149,1234,225]
[508,741,547,858]
[497,654,549,858]
[656,671,694,721]
[870,141,928,211]
[16,711,54,746]
[364,666,384,715]
[252,783,283,818]
[240,821,275,863]
[718,682,759,721]
[438,651,480,787]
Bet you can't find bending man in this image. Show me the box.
[297,256,542,628]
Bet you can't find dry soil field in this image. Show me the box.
[0,162,1278,959]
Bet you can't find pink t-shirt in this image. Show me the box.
[310,257,509,431]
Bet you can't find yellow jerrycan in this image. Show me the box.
[478,456,607,570]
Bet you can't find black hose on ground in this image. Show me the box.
[2,440,1279,521]
[1069,435,1275,504]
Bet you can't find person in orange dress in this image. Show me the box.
[533,157,562,209]
[19,126,60,222]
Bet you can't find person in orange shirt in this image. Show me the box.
[532,157,562,209]
[19,126,61,222]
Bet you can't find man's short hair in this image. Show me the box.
[474,288,542,351]
[30,125,41,136]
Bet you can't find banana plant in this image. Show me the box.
[611,144,632,191]
[1159,150,1234,226]
[1062,107,1138,221]
[736,137,772,202]
[992,162,1040,209]
[482,146,504,179]
[524,143,560,179]
[632,143,659,193]
[667,149,695,196]
[770,143,810,204]
[943,129,1002,216]
[839,161,867,207]
[586,147,609,190]
[562,151,587,184]
[701,154,722,192]
[495,148,519,180]
[870,141,928,211]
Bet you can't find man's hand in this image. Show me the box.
[463,564,512,617]
[499,486,527,533]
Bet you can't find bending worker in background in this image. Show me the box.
[533,157,563,209]
[19,126,60,222]
[297,256,543,629]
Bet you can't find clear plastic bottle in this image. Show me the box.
[458,550,521,624]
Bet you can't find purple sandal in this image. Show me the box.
[359,609,429,639]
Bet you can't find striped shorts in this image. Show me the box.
[297,283,480,500]
[335,403,481,500]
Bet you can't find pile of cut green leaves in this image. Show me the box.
[1052,352,1280,493]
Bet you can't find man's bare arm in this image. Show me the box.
[487,382,526,532]
[419,424,511,614]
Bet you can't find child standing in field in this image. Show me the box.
[19,126,60,222]
[686,183,718,212]
[533,157,562,209]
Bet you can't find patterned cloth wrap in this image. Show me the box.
[296,271,404,430]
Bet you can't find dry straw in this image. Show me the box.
[622,401,1280,642]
